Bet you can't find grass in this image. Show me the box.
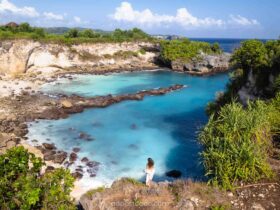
[210,204,231,210]
[132,197,142,206]
[200,95,280,189]
[85,186,105,197]
[168,184,182,203]
[123,178,144,186]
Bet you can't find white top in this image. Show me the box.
[145,167,155,175]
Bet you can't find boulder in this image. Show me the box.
[70,152,78,162]
[53,151,67,164]
[42,143,56,150]
[61,100,73,108]
[81,157,89,163]
[165,170,182,178]
[71,172,83,180]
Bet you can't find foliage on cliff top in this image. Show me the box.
[201,38,280,192]
[200,94,280,189]
[159,38,222,64]
[0,146,76,210]
[207,39,280,116]
[0,22,154,44]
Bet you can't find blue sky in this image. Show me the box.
[0,0,279,39]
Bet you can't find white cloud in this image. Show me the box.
[229,15,259,26]
[43,12,64,21]
[112,2,224,28]
[74,16,81,23]
[112,2,259,29]
[0,0,39,17]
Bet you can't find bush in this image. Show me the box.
[160,39,221,64]
[200,99,279,189]
[0,146,75,209]
[231,40,268,74]
[0,23,154,44]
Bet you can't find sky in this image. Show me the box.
[0,0,279,39]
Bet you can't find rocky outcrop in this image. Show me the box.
[0,40,159,77]
[80,178,280,210]
[171,53,231,75]
[79,178,232,210]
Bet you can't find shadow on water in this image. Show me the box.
[148,106,208,183]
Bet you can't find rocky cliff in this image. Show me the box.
[0,40,159,77]
[171,53,231,75]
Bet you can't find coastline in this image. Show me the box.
[0,68,188,199]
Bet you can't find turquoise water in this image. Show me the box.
[28,70,229,191]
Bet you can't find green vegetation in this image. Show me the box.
[207,39,280,115]
[123,177,144,186]
[132,197,142,206]
[160,38,222,64]
[0,146,75,210]
[201,38,280,190]
[0,22,154,44]
[210,204,231,210]
[85,186,105,197]
[200,98,280,189]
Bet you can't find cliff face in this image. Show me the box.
[170,53,231,75]
[0,40,159,76]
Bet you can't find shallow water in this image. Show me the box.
[28,70,229,192]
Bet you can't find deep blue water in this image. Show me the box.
[27,70,229,192]
[190,38,244,53]
[190,38,268,53]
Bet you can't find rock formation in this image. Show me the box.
[171,53,231,74]
[0,40,159,77]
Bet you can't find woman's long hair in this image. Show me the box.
[147,158,154,168]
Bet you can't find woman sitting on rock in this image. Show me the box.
[145,158,155,187]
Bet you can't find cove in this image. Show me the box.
[27,70,229,192]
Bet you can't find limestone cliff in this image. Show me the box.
[170,53,231,75]
[0,40,159,76]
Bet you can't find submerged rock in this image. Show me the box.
[79,132,94,141]
[73,147,81,153]
[81,157,89,163]
[130,123,137,130]
[86,161,100,168]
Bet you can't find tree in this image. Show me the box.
[231,40,268,73]
[80,29,95,38]
[65,28,79,38]
[211,42,222,54]
[18,22,32,32]
[0,146,75,210]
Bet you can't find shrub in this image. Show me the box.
[160,39,220,64]
[200,100,276,189]
[0,146,75,209]
[65,28,79,38]
[85,186,105,197]
[231,40,268,74]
